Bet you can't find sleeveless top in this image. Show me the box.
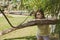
[37,25,51,36]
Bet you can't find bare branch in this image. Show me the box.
[0,19,59,36]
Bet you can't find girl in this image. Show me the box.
[15,9,51,40]
[35,9,50,40]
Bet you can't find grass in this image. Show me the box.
[0,14,37,40]
[0,14,33,31]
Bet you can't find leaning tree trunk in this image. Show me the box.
[0,19,60,36]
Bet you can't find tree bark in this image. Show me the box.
[0,19,60,36]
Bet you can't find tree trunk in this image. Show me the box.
[0,19,60,36]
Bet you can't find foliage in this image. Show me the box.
[22,0,60,38]
[22,0,60,15]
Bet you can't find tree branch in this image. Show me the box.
[0,19,59,36]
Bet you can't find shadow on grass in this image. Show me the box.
[4,36,37,40]
[4,36,59,40]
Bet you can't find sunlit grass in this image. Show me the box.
[0,15,37,40]
[0,15,33,31]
